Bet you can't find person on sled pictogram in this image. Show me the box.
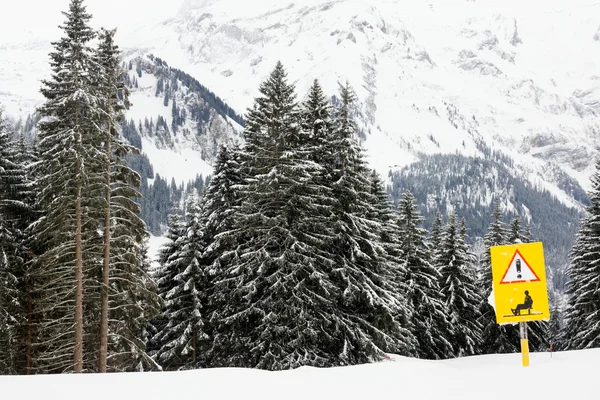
[512,290,533,316]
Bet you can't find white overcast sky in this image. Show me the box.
[0,0,183,43]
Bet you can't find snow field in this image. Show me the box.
[2,349,597,399]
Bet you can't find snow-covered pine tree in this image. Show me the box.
[366,173,417,353]
[0,111,29,374]
[11,132,38,375]
[94,27,120,373]
[397,190,454,359]
[154,193,208,370]
[200,145,242,272]
[430,212,444,268]
[507,215,526,244]
[438,212,482,356]
[94,28,160,371]
[32,0,105,373]
[208,62,348,370]
[0,223,18,375]
[327,82,416,360]
[301,79,336,172]
[563,219,593,349]
[146,209,185,357]
[478,201,520,354]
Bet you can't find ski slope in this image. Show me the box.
[2,349,596,399]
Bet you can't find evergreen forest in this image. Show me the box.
[1,0,599,374]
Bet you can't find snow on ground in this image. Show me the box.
[2,349,597,399]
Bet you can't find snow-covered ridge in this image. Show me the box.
[123,55,243,183]
[1,0,599,205]
[118,0,600,199]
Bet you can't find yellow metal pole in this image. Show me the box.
[520,322,529,367]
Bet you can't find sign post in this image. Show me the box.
[519,322,529,367]
[490,242,550,366]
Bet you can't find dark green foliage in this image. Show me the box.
[397,190,454,359]
[153,194,208,370]
[388,153,582,291]
[437,213,482,356]
[32,0,104,373]
[563,159,600,350]
[0,112,34,374]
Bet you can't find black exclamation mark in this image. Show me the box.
[516,259,522,279]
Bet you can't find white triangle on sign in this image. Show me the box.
[500,249,540,284]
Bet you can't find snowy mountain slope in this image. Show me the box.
[117,0,600,197]
[2,348,598,399]
[1,0,598,208]
[122,55,243,183]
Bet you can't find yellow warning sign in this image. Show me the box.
[490,242,550,324]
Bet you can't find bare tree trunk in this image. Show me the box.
[26,284,32,375]
[192,327,197,365]
[74,176,83,373]
[99,134,111,373]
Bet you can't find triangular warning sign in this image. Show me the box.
[500,248,540,284]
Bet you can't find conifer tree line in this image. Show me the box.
[0,0,597,376]
[0,0,159,374]
[145,61,556,371]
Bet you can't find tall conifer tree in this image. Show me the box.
[397,190,454,359]
[33,0,103,373]
[208,62,347,369]
[95,28,160,372]
[438,212,482,356]
[328,82,416,360]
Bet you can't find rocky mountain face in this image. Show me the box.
[127,0,599,191]
[124,54,243,171]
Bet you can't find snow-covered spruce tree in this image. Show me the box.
[437,212,482,356]
[196,144,243,367]
[366,172,417,351]
[328,82,416,360]
[154,193,208,370]
[301,79,336,172]
[94,28,160,371]
[146,210,185,357]
[0,112,31,374]
[507,215,526,244]
[94,27,120,373]
[200,144,243,271]
[0,225,18,375]
[562,219,593,349]
[209,63,356,370]
[397,190,454,359]
[31,0,105,373]
[430,212,444,268]
[478,201,519,354]
[11,133,39,375]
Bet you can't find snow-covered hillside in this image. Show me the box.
[122,0,600,195]
[122,55,243,182]
[2,348,597,399]
[2,0,599,202]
